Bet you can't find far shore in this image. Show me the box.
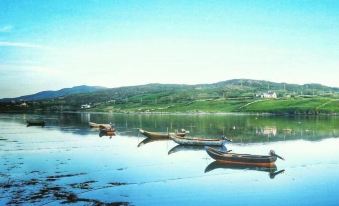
[0,110,337,116]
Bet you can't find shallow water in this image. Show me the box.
[0,113,338,205]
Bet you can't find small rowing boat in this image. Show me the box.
[205,147,284,167]
[139,129,188,139]
[27,119,45,127]
[169,133,229,146]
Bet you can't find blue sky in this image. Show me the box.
[0,0,339,98]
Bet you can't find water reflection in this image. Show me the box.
[168,145,219,155]
[99,130,116,138]
[1,113,338,142]
[256,126,277,137]
[80,112,91,123]
[205,161,285,179]
[1,113,339,205]
[137,137,168,147]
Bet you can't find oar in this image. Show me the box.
[221,135,232,142]
[270,150,285,160]
[270,169,285,179]
[275,154,285,160]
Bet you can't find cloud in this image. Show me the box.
[0,41,50,50]
[0,25,13,32]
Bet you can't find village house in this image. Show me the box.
[259,91,277,99]
[19,102,28,107]
[81,104,91,109]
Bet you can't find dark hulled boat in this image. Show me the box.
[139,129,188,139]
[169,133,228,146]
[206,147,284,167]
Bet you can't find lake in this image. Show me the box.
[1,113,339,206]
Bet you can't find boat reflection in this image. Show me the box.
[99,130,116,138]
[8,113,339,142]
[26,119,45,127]
[137,137,169,147]
[205,161,285,179]
[168,145,222,155]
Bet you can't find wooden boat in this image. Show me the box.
[206,147,284,167]
[89,122,112,129]
[139,129,188,139]
[27,119,45,127]
[204,161,285,179]
[169,133,228,146]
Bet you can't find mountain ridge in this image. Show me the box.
[1,79,338,103]
[1,79,338,114]
[0,85,107,102]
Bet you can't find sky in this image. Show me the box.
[0,0,339,98]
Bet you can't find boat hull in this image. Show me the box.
[139,129,169,139]
[206,147,277,167]
[169,134,225,146]
[139,129,187,139]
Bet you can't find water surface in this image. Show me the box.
[0,113,338,205]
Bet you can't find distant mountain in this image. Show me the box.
[0,85,107,102]
[2,79,339,104]
[48,79,338,106]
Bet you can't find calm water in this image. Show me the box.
[0,113,338,205]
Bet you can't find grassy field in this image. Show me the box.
[89,96,339,114]
[239,97,339,114]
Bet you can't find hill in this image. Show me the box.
[1,79,338,114]
[0,85,107,102]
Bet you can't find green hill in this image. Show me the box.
[1,79,338,114]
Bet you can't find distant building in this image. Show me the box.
[260,91,277,99]
[19,102,28,107]
[81,104,91,109]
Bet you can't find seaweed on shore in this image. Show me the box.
[46,172,87,181]
[69,180,97,190]
[108,182,129,187]
[60,193,130,206]
[0,173,131,206]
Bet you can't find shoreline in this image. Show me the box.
[0,110,337,116]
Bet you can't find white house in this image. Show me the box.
[260,91,277,99]
[19,102,28,107]
[81,104,91,109]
